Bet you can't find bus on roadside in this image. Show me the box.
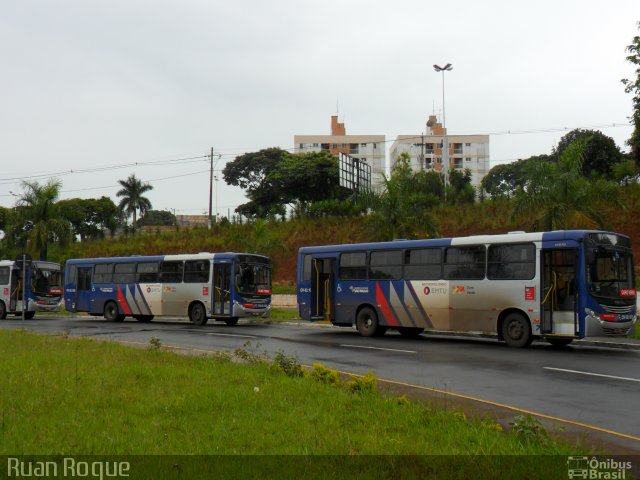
[64,252,271,325]
[0,260,63,319]
[296,231,637,347]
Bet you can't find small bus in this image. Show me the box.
[0,260,63,319]
[64,253,272,325]
[297,231,637,347]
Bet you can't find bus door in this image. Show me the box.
[213,262,231,316]
[9,268,20,312]
[75,267,93,312]
[310,258,335,321]
[541,249,578,336]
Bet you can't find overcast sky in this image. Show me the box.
[1,1,638,217]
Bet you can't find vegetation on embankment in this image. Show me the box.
[0,329,584,476]
[48,184,640,284]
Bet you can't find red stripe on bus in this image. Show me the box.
[117,286,132,315]
[376,282,399,327]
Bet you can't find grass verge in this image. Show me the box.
[0,330,589,477]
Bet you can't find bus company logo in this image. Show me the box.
[566,456,632,479]
[163,287,176,293]
[348,286,369,294]
[453,285,465,294]
[423,285,447,295]
[336,284,342,293]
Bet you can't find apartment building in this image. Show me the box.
[294,116,386,191]
[389,115,490,194]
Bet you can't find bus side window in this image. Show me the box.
[0,266,10,285]
[137,262,160,283]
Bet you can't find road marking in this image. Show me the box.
[206,332,257,339]
[340,344,416,354]
[326,368,640,444]
[544,367,640,383]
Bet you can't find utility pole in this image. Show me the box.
[209,147,213,229]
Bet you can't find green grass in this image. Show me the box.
[0,330,588,477]
[268,307,300,321]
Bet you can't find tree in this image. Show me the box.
[116,174,153,230]
[447,168,475,204]
[137,209,176,227]
[58,197,120,240]
[481,156,549,198]
[223,148,288,219]
[554,129,623,178]
[622,21,640,166]
[365,153,439,240]
[12,179,72,260]
[512,139,619,230]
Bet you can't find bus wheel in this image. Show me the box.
[398,327,424,338]
[501,312,533,348]
[225,317,239,326]
[356,307,382,337]
[189,303,208,326]
[546,337,573,347]
[0,302,6,320]
[104,301,125,322]
[24,311,36,320]
[134,315,154,323]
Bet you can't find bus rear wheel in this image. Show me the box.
[104,301,125,322]
[189,303,208,326]
[356,307,385,337]
[24,311,35,320]
[546,337,573,347]
[134,315,154,323]
[398,327,424,338]
[501,312,533,348]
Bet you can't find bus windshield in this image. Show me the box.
[31,266,63,296]
[587,248,635,299]
[235,262,271,295]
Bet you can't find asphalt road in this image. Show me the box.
[2,314,640,451]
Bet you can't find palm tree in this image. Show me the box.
[14,179,72,260]
[511,139,620,230]
[116,174,153,230]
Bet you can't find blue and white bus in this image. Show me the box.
[64,253,272,325]
[0,260,63,319]
[297,231,637,347]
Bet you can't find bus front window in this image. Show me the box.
[235,263,271,295]
[587,249,635,299]
[32,268,63,296]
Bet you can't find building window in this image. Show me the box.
[299,143,304,150]
[321,143,329,151]
[453,143,463,154]
[465,157,471,162]
[349,143,359,154]
[465,143,471,147]
[453,158,463,169]
[313,143,319,147]
[332,144,337,149]
[361,143,367,147]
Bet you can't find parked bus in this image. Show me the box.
[64,253,271,325]
[297,231,637,347]
[0,260,63,319]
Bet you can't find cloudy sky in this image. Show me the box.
[1,0,638,217]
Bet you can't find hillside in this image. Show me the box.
[49,185,640,284]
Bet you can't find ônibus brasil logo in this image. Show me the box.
[567,456,632,479]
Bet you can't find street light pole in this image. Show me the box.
[433,63,452,198]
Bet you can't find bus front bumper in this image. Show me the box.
[585,308,637,336]
[233,301,271,318]
[28,298,63,313]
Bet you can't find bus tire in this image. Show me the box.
[398,327,424,338]
[24,311,36,320]
[501,312,533,348]
[134,315,154,323]
[104,301,125,322]
[189,302,208,326]
[0,301,6,320]
[225,317,239,326]
[356,307,382,337]
[546,337,573,347]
